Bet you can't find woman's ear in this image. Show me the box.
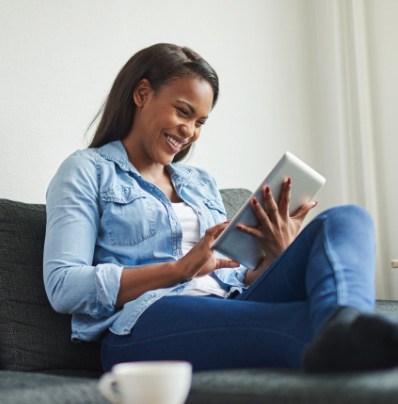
[133,79,152,107]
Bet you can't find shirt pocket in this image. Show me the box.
[100,186,157,246]
[203,199,227,224]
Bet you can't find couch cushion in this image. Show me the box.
[188,367,398,404]
[0,370,106,404]
[219,188,251,219]
[0,199,101,371]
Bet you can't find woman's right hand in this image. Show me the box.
[117,222,239,308]
[176,221,240,281]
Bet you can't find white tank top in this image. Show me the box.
[171,202,227,298]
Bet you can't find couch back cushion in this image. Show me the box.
[0,189,251,371]
[219,188,251,219]
[0,199,101,371]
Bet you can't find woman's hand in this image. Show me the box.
[237,178,317,263]
[176,221,240,281]
[116,222,239,307]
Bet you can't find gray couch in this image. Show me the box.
[1,190,398,404]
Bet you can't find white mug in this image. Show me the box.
[98,361,192,404]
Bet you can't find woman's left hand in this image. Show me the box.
[237,177,317,262]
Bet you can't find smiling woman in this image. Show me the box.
[43,43,398,375]
[122,76,213,192]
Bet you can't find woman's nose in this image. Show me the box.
[180,121,196,138]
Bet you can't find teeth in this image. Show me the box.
[166,135,183,148]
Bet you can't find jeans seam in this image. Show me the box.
[103,326,309,348]
[321,215,347,305]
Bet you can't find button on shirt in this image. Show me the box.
[43,140,248,342]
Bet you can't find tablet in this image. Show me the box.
[212,151,326,269]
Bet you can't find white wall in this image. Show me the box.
[0,0,314,204]
[366,0,398,297]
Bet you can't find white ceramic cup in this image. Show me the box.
[98,361,192,404]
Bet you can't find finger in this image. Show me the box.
[278,177,291,218]
[206,221,230,239]
[215,257,241,269]
[292,201,318,220]
[236,223,265,239]
[251,196,272,228]
[262,186,278,218]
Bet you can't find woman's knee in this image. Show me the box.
[316,204,374,234]
[301,205,375,258]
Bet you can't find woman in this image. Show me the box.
[43,43,398,373]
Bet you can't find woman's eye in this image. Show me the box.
[196,120,206,127]
[177,107,189,116]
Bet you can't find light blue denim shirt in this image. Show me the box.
[43,140,248,342]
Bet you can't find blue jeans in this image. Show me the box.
[101,205,376,371]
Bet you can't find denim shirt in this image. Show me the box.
[43,140,248,342]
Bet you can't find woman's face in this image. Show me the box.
[129,76,214,167]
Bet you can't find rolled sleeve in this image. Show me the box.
[95,263,123,316]
[233,265,249,285]
[214,265,249,289]
[43,151,121,317]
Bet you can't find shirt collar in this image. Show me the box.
[97,140,134,172]
[97,140,193,184]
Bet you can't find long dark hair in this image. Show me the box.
[88,43,219,162]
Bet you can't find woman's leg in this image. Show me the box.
[236,204,376,333]
[241,204,398,372]
[101,205,383,373]
[101,296,312,372]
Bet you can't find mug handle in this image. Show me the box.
[98,372,120,403]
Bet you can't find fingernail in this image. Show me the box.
[312,201,318,207]
[265,186,270,194]
[286,177,291,185]
[236,224,243,230]
[252,197,258,206]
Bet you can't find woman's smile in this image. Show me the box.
[164,133,189,153]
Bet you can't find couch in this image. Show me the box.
[1,190,398,404]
